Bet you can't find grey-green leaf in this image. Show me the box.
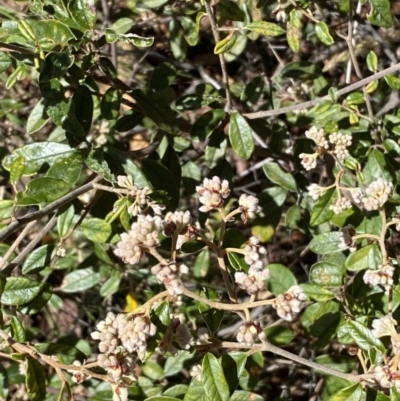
[229,112,254,160]
[263,162,297,192]
[202,353,230,401]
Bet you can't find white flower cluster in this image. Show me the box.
[271,0,288,22]
[307,183,327,201]
[159,318,192,355]
[114,215,162,264]
[236,322,266,346]
[364,264,394,292]
[196,176,230,212]
[299,152,318,171]
[306,126,329,149]
[339,225,356,252]
[97,349,135,382]
[299,127,353,170]
[329,197,352,214]
[91,312,157,362]
[272,286,307,322]
[151,262,188,296]
[243,236,267,270]
[371,316,398,338]
[117,175,164,216]
[162,211,191,237]
[361,178,393,211]
[238,194,260,223]
[235,267,270,295]
[373,365,400,390]
[329,132,352,160]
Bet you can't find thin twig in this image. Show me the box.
[243,62,400,119]
[0,175,103,243]
[204,0,233,111]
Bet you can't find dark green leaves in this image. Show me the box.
[229,112,254,160]
[81,218,112,243]
[100,87,121,120]
[263,162,297,192]
[131,89,177,134]
[26,358,46,401]
[1,277,42,306]
[280,61,322,80]
[367,0,393,28]
[32,20,75,50]
[310,232,347,254]
[244,21,284,37]
[202,353,230,401]
[68,0,97,30]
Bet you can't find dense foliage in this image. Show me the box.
[2,0,400,400]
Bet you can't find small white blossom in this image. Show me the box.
[330,197,352,214]
[151,262,188,296]
[236,322,265,346]
[238,194,260,223]
[112,384,129,401]
[272,285,307,322]
[196,176,230,212]
[197,327,211,344]
[97,349,136,382]
[351,188,363,204]
[372,316,398,338]
[190,364,202,380]
[162,211,191,237]
[305,126,329,149]
[117,175,135,191]
[373,366,392,389]
[243,236,267,270]
[361,179,393,211]
[329,132,352,160]
[114,215,162,264]
[57,246,66,257]
[299,153,318,170]
[307,183,327,200]
[67,361,89,384]
[364,264,395,292]
[235,267,270,295]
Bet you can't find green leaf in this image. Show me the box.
[26,358,46,401]
[367,0,393,28]
[16,177,71,206]
[2,142,73,176]
[315,354,358,373]
[280,61,322,80]
[46,151,82,186]
[214,33,237,55]
[163,385,189,397]
[310,232,347,254]
[300,284,335,301]
[145,397,181,401]
[345,244,381,272]
[164,351,195,377]
[184,376,210,401]
[1,277,42,306]
[181,16,199,46]
[57,204,76,238]
[100,269,121,297]
[264,326,295,346]
[10,156,25,186]
[346,321,385,353]
[244,21,284,37]
[263,162,297,192]
[326,384,363,401]
[17,283,53,315]
[202,353,230,401]
[315,21,334,45]
[33,20,75,50]
[100,87,121,120]
[22,245,56,275]
[197,288,224,332]
[366,51,378,72]
[81,218,112,243]
[221,352,247,395]
[130,89,177,134]
[285,204,302,228]
[0,51,11,73]
[141,0,169,8]
[266,263,297,295]
[115,109,144,132]
[143,360,164,381]
[0,200,13,221]
[10,316,26,342]
[229,112,254,160]
[191,109,225,141]
[362,149,395,184]
[61,267,102,293]
[68,0,97,30]
[150,62,177,91]
[309,262,345,287]
[26,99,48,135]
[218,0,245,22]
[228,391,264,401]
[193,249,210,278]
[105,29,154,47]
[72,85,93,134]
[35,343,86,364]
